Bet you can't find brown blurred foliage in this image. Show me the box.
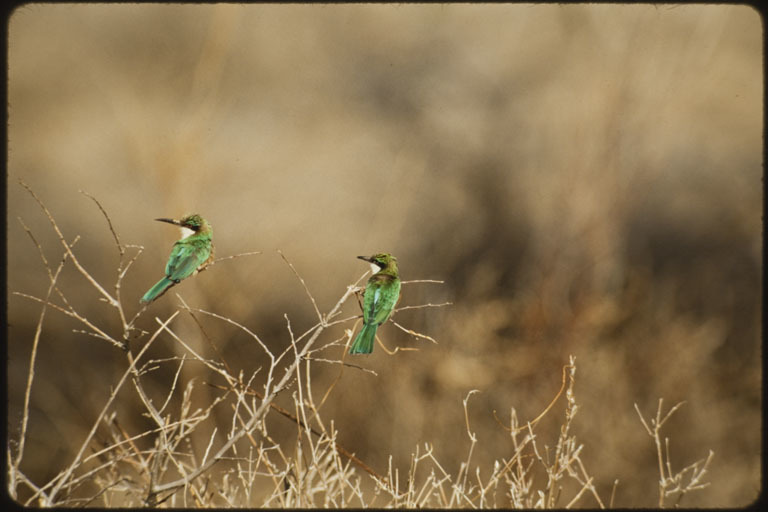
[7,4,761,507]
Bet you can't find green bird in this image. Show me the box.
[140,214,214,304]
[350,253,401,354]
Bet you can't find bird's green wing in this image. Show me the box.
[363,277,401,325]
[165,240,210,282]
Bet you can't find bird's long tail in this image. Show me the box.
[140,277,176,304]
[350,323,378,354]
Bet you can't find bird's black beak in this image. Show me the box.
[357,255,372,263]
[155,218,180,226]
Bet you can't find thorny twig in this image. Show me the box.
[10,220,77,490]
[145,256,370,501]
[634,399,713,508]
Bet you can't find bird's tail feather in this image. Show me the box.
[350,323,378,354]
[140,277,175,304]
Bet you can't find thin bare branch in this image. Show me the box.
[212,251,262,264]
[19,179,118,307]
[11,235,73,475]
[391,320,439,344]
[278,250,323,323]
[394,301,452,312]
[80,189,124,256]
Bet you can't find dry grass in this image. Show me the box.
[7,186,715,508]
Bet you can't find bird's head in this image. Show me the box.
[155,214,211,239]
[357,253,398,275]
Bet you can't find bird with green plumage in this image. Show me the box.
[140,214,214,304]
[349,253,401,354]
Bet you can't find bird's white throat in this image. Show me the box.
[369,262,381,274]
[179,226,196,239]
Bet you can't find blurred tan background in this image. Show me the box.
[7,4,762,507]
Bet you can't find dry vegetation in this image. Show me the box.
[7,4,762,508]
[8,185,714,507]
